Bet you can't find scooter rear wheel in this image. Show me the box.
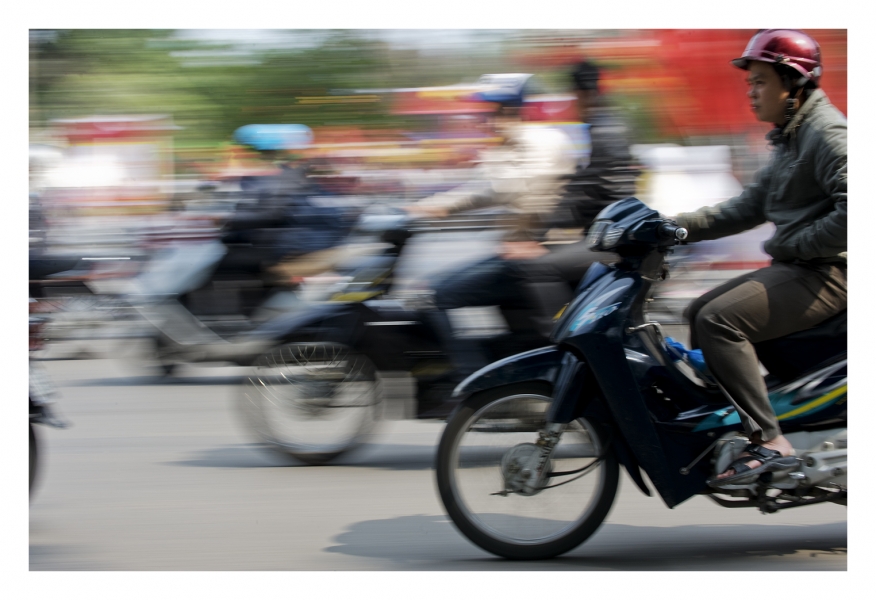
[239,342,382,465]
[436,383,619,560]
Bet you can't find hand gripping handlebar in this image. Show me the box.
[658,222,688,242]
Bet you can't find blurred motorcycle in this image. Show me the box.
[235,205,575,465]
[115,185,363,376]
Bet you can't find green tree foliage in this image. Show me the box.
[31,29,661,148]
[29,29,524,147]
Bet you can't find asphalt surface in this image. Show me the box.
[27,354,848,572]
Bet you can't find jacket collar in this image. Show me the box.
[766,88,827,146]
[782,88,827,135]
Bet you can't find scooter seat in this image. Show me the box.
[754,309,847,382]
[29,256,84,280]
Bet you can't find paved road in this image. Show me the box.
[29,356,847,571]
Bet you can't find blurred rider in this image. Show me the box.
[672,30,847,487]
[526,59,641,293]
[219,125,356,281]
[404,74,575,413]
[406,66,640,414]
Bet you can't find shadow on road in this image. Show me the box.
[30,543,113,570]
[60,374,248,387]
[323,516,847,570]
[163,443,300,468]
[164,441,439,470]
[41,355,253,387]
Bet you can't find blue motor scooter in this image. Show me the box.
[435,197,846,560]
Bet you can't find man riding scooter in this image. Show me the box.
[131,124,360,373]
[673,29,847,487]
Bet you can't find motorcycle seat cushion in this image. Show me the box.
[29,256,83,280]
[754,309,847,382]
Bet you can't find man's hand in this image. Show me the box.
[501,240,550,261]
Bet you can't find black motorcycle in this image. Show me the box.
[236,206,571,465]
[434,197,846,560]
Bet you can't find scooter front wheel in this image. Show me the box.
[239,342,382,465]
[436,383,618,560]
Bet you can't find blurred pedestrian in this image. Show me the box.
[672,30,847,487]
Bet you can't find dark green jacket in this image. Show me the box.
[676,89,847,264]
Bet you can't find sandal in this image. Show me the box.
[707,443,798,488]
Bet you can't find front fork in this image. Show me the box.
[523,423,565,494]
[518,351,586,494]
[545,350,587,424]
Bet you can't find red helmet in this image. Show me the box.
[732,29,822,87]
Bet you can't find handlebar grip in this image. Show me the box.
[658,222,688,242]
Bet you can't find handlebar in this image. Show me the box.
[658,222,688,242]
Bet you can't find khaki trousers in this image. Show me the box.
[685,261,847,441]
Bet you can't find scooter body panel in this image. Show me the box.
[562,274,707,506]
[551,268,636,343]
[692,359,847,434]
[452,346,566,398]
[129,240,227,298]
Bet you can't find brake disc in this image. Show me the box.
[500,443,552,496]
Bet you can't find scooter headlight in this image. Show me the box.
[601,226,626,249]
[586,221,608,249]
[586,221,626,250]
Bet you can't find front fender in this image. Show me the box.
[453,346,565,399]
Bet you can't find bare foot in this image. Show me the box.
[716,435,794,479]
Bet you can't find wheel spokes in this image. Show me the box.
[241,342,381,457]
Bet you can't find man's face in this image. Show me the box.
[746,60,791,125]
